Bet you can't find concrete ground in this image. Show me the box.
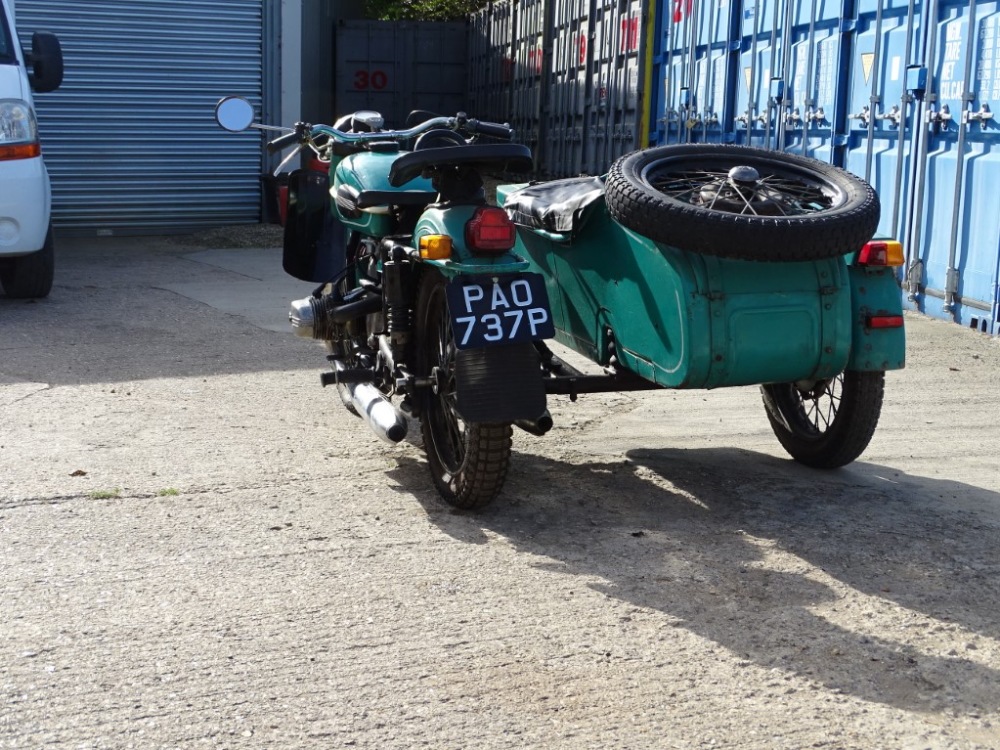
[1,230,999,749]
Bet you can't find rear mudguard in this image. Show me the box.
[413,206,548,422]
[505,195,904,389]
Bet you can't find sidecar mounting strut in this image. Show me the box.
[543,371,662,399]
[535,341,660,400]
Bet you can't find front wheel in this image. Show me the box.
[415,270,512,509]
[0,225,54,299]
[761,371,885,468]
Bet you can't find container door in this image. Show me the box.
[906,0,1000,333]
[780,0,852,163]
[733,0,790,149]
[469,3,516,124]
[510,0,550,166]
[545,0,591,175]
[584,0,646,174]
[656,0,737,145]
[842,0,923,240]
[335,21,468,131]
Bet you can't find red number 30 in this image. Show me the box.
[353,70,388,90]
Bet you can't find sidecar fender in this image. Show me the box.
[846,265,906,371]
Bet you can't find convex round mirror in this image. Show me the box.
[215,96,255,132]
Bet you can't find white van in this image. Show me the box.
[0,0,62,298]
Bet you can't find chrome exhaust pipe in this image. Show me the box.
[332,360,407,444]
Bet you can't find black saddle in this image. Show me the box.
[389,144,533,187]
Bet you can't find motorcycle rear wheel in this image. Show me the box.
[415,269,513,508]
[761,370,885,468]
[605,144,880,262]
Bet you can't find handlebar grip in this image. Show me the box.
[266,130,303,154]
[468,119,514,140]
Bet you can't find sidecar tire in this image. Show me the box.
[761,370,885,468]
[605,145,880,262]
[415,270,513,509]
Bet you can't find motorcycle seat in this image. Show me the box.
[503,175,606,236]
[389,144,533,187]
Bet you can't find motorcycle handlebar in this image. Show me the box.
[267,130,304,153]
[466,119,514,140]
[265,114,510,152]
[310,116,456,144]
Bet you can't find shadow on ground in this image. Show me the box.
[388,446,1000,716]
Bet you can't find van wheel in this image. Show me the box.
[0,225,55,299]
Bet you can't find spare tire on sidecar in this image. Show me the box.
[604,144,880,262]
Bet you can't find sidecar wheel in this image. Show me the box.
[605,145,879,262]
[761,371,885,468]
[415,270,513,509]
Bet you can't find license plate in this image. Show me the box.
[445,273,555,350]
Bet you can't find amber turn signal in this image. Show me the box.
[419,234,453,260]
[0,143,42,160]
[857,240,904,267]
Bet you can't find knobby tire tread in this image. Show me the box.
[416,270,513,509]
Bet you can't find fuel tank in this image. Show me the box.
[331,151,437,235]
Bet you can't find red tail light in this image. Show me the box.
[857,240,904,266]
[866,314,904,329]
[465,206,516,255]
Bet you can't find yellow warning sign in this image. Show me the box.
[744,67,753,92]
[861,53,875,84]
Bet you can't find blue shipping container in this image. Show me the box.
[650,0,1000,335]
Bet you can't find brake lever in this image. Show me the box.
[274,143,305,176]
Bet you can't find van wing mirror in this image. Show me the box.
[29,32,64,93]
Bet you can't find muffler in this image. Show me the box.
[331,360,407,444]
[514,409,553,436]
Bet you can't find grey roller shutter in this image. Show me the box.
[15,0,265,233]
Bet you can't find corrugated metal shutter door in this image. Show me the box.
[15,0,264,233]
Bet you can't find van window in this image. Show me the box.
[0,6,14,64]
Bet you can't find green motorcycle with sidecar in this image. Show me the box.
[216,97,905,509]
